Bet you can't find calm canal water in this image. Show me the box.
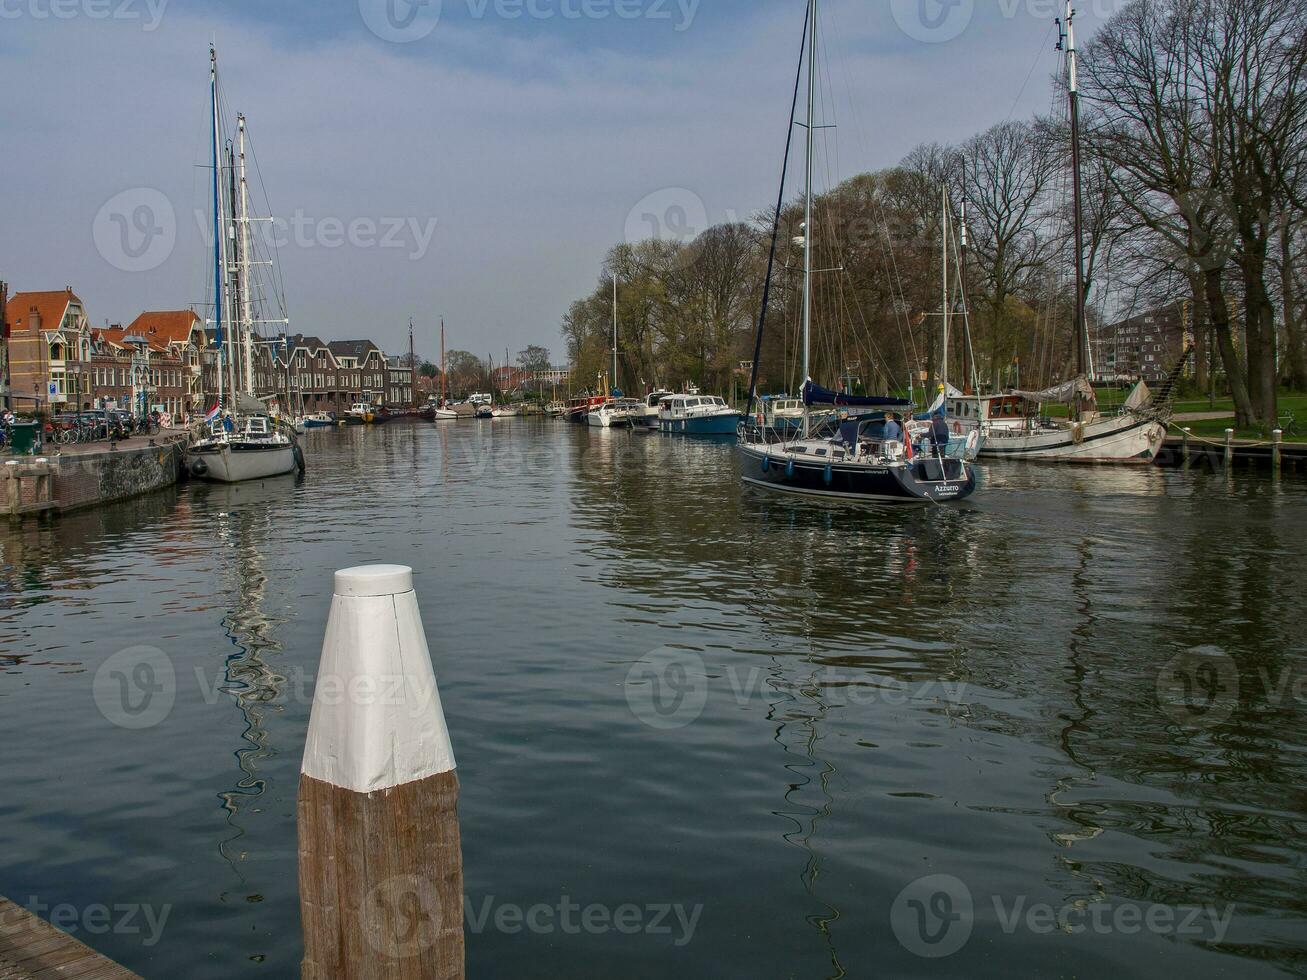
[1,420,1305,978]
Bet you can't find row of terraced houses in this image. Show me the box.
[0,285,413,418]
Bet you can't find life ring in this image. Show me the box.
[1072,423,1085,445]
[190,458,209,477]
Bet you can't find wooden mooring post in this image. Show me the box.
[1272,429,1282,474]
[1225,429,1235,469]
[298,565,464,980]
[1181,427,1192,467]
[3,459,56,518]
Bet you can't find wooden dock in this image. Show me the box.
[0,897,139,979]
[1156,431,1307,472]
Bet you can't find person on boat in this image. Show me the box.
[883,413,902,444]
[222,411,235,434]
[930,411,950,458]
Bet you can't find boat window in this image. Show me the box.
[815,448,827,456]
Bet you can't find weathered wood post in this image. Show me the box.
[1225,428,1235,470]
[1181,427,1191,468]
[298,565,464,980]
[1272,429,1282,475]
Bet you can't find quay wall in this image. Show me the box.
[6,439,184,517]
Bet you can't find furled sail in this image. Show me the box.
[802,381,913,409]
[1008,376,1097,405]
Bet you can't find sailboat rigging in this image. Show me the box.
[185,45,303,483]
[972,2,1170,463]
[737,0,977,503]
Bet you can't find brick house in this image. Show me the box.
[1094,301,1193,385]
[4,288,93,414]
[88,327,189,419]
[123,311,211,414]
[385,355,414,408]
[328,341,388,406]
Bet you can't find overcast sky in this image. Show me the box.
[0,0,1125,363]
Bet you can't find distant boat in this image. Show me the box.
[658,394,741,435]
[345,402,376,425]
[632,390,674,428]
[301,412,334,429]
[491,405,518,419]
[545,400,567,417]
[587,398,641,428]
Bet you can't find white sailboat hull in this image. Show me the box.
[978,413,1166,464]
[187,443,297,483]
[433,409,459,421]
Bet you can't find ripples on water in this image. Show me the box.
[0,421,1304,978]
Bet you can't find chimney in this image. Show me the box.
[29,306,41,333]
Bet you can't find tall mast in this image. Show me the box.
[1061,1,1088,379]
[801,0,817,438]
[409,317,416,408]
[941,186,950,402]
[612,274,618,396]
[210,46,231,411]
[440,319,446,403]
[237,113,255,397]
[959,164,974,395]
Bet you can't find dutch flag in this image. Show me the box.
[203,403,221,425]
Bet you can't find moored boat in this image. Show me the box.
[658,394,741,435]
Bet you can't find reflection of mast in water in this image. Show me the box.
[1049,539,1105,852]
[205,487,291,884]
[746,567,847,978]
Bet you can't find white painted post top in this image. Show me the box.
[303,565,456,793]
[334,564,413,598]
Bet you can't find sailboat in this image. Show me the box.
[976,3,1168,464]
[186,48,302,484]
[432,319,458,420]
[737,0,976,503]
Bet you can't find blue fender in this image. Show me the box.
[761,455,771,473]
[823,464,833,485]
[785,460,795,479]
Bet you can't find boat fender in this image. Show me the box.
[953,420,962,435]
[823,464,833,485]
[190,458,209,478]
[1073,422,1085,444]
[966,430,979,454]
[785,460,795,479]
[761,455,771,473]
[293,444,306,473]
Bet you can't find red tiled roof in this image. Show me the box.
[95,327,170,354]
[5,289,80,335]
[125,310,203,346]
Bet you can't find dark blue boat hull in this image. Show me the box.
[737,445,976,503]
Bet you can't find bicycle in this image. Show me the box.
[1278,412,1298,438]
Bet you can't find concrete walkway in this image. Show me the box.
[3,428,188,461]
[1173,411,1237,422]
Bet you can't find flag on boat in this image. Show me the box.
[904,429,914,460]
[203,402,221,425]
